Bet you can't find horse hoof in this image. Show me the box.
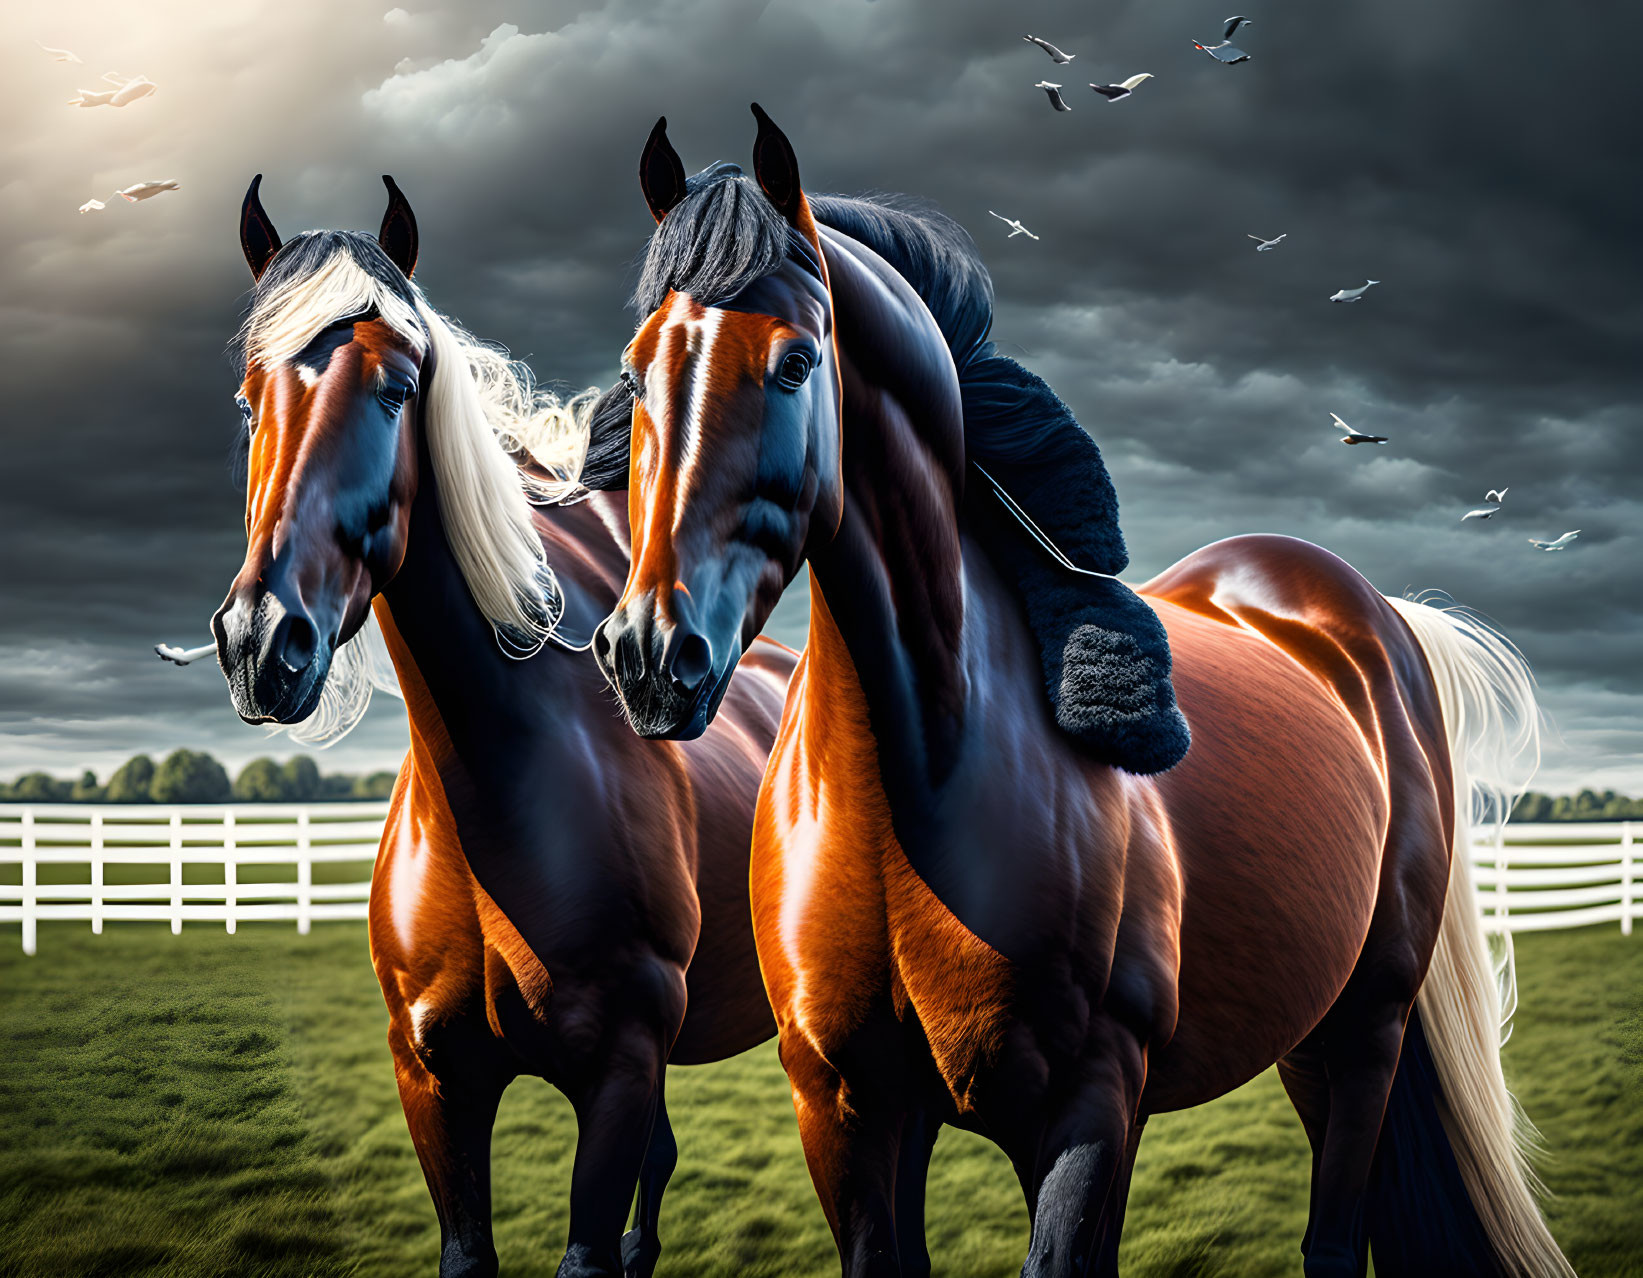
[621,1227,661,1278]
[556,1241,624,1278]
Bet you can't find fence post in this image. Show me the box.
[223,810,237,936]
[21,808,37,956]
[296,809,312,936]
[170,811,183,936]
[1622,821,1634,938]
[91,811,104,936]
[1494,825,1509,932]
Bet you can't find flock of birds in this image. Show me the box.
[41,24,1585,560]
[37,42,176,213]
[998,22,1583,556]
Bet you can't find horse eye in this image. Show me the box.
[235,396,253,425]
[378,383,413,413]
[776,351,812,391]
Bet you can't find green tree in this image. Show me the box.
[10,772,71,802]
[105,755,156,803]
[69,770,104,802]
[280,756,321,802]
[233,758,288,802]
[149,750,231,804]
[353,771,398,800]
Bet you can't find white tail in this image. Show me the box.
[1385,594,1574,1278]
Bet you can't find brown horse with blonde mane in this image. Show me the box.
[212,176,791,1278]
[594,108,1574,1277]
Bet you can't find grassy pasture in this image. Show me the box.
[0,921,1638,1277]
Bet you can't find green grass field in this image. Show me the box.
[1,921,1638,1277]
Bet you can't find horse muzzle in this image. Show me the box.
[592,598,734,740]
[213,590,332,725]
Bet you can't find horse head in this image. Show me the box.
[594,107,844,739]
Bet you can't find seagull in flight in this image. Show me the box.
[69,73,156,108]
[115,179,179,202]
[1463,487,1509,520]
[988,211,1040,240]
[1193,16,1253,63]
[1089,73,1154,102]
[155,642,216,666]
[1035,81,1072,111]
[1329,412,1387,445]
[37,42,82,63]
[1024,35,1075,64]
[78,198,105,214]
[1248,233,1287,251]
[1330,280,1380,303]
[1527,531,1580,551]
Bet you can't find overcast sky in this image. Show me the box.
[1,0,1637,794]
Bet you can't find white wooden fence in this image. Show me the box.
[1,807,1635,953]
[0,802,386,955]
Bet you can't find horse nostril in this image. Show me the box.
[669,633,713,695]
[592,626,615,676]
[273,614,318,674]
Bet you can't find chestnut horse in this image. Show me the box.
[213,176,792,1278]
[595,110,1573,1277]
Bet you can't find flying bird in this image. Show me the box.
[69,73,156,108]
[115,180,179,202]
[1089,73,1154,102]
[1527,531,1580,551]
[36,42,82,63]
[1329,280,1380,303]
[78,198,105,214]
[988,211,1040,240]
[1247,233,1287,251]
[1486,487,1509,503]
[1462,504,1501,521]
[1035,81,1072,111]
[155,642,216,666]
[1329,412,1387,445]
[1024,35,1075,64]
[1193,16,1253,63]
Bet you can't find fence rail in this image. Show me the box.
[1,806,1635,953]
[1,802,387,955]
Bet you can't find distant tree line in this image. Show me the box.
[0,752,398,805]
[1513,789,1643,822]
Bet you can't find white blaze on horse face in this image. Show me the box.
[671,302,724,537]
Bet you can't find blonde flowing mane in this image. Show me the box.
[238,233,600,744]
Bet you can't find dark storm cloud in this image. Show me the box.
[0,0,1636,791]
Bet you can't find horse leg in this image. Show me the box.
[1297,999,1412,1278]
[893,1106,940,1278]
[390,1025,514,1278]
[557,1031,669,1278]
[1089,1112,1146,1278]
[620,1072,677,1278]
[1276,1041,1330,1259]
[1020,1023,1147,1278]
[783,1029,909,1278]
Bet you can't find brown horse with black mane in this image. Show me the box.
[595,108,1574,1277]
[212,176,791,1278]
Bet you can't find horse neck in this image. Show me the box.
[374,413,597,803]
[805,234,971,790]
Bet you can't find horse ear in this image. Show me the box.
[639,117,688,224]
[749,103,802,224]
[378,175,419,278]
[240,174,282,281]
